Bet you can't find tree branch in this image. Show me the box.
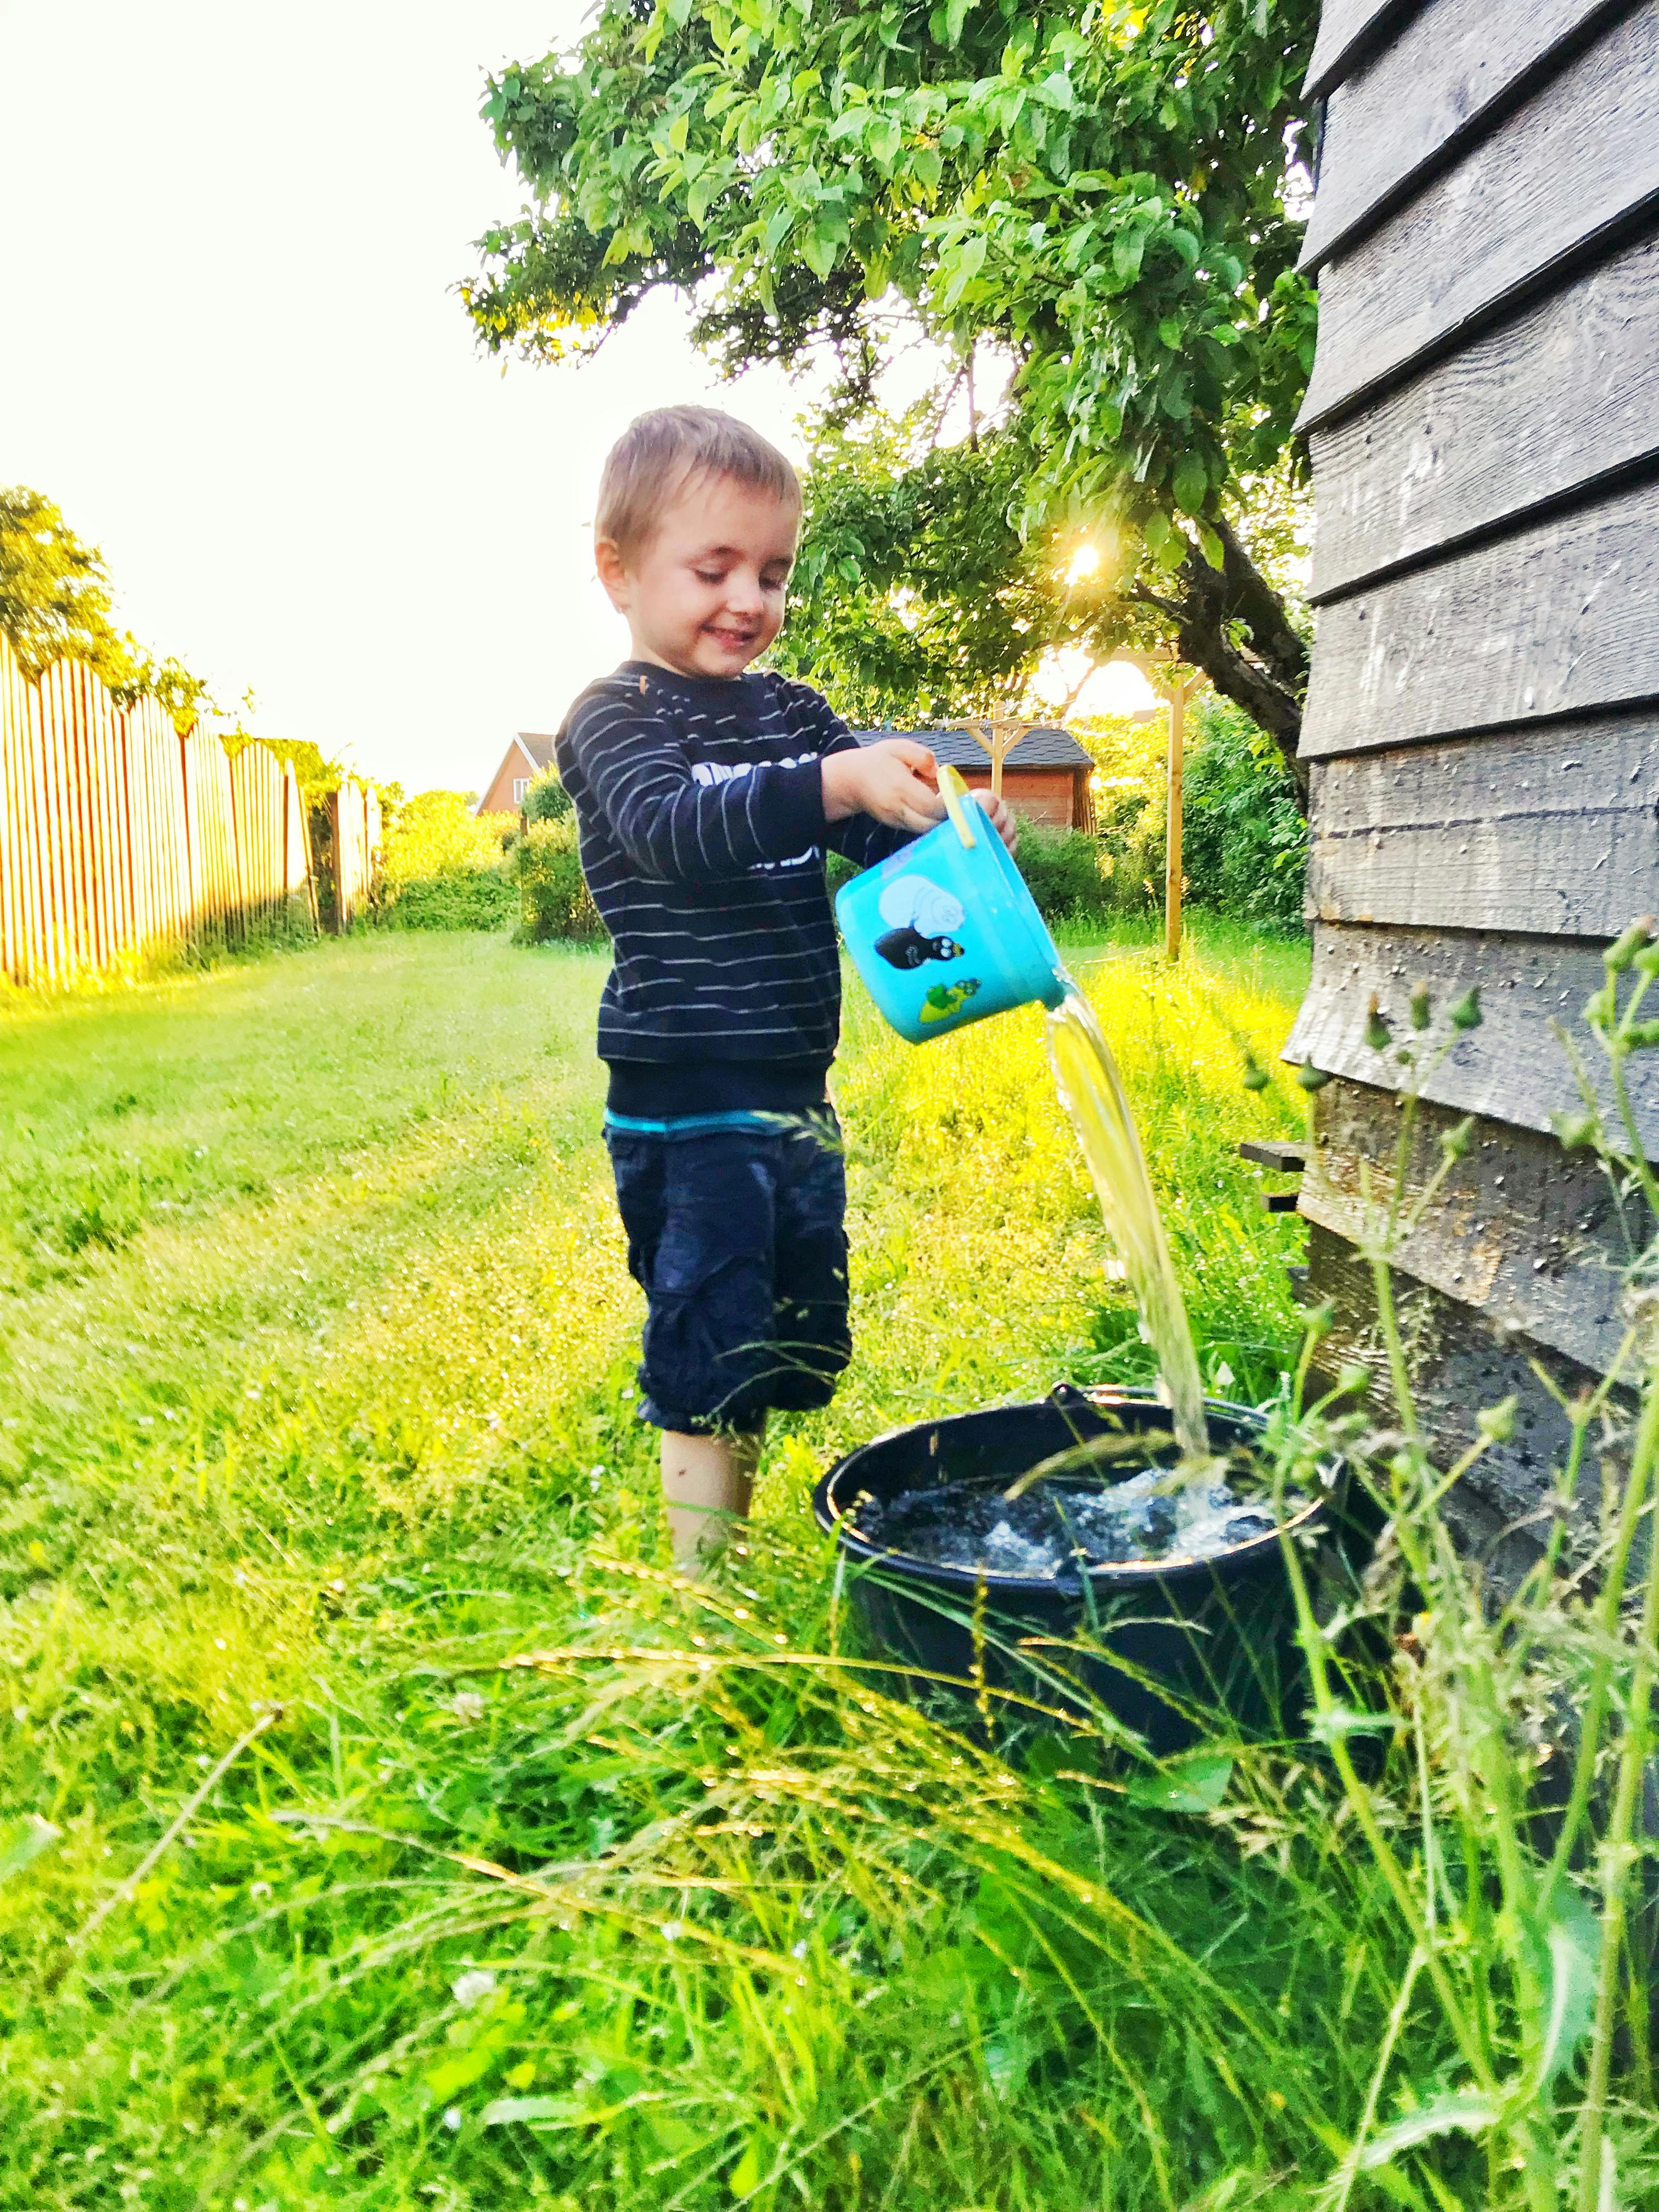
[1130,524,1311,806]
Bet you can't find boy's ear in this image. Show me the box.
[594,535,631,612]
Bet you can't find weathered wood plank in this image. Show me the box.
[1283,922,1659,1150]
[1298,2,1659,430]
[1303,1218,1614,1579]
[1308,230,1659,599]
[1304,0,1414,101]
[1302,0,1629,272]
[1302,1080,1635,1384]
[1301,478,1659,759]
[1306,714,1659,934]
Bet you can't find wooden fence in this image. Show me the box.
[1,634,377,989]
[330,780,381,930]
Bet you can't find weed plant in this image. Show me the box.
[10,925,1655,2206]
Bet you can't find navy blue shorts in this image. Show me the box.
[604,1109,852,1435]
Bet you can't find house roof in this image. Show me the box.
[851,725,1092,769]
[515,732,558,770]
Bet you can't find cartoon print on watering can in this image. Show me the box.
[918,977,981,1024]
[873,876,967,972]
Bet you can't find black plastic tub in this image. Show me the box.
[812,1384,1342,1753]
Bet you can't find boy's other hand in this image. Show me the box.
[970,789,1019,854]
[821,740,946,835]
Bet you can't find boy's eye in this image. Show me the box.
[695,569,727,585]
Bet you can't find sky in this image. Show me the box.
[0,2,1152,794]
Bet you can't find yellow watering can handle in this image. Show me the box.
[936,761,978,849]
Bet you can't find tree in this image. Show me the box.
[464,0,1319,793]
[771,407,1247,727]
[0,486,212,727]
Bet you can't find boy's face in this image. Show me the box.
[597,472,799,681]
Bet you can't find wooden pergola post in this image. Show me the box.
[1163,672,1199,961]
[940,718,1044,800]
[1103,652,1199,961]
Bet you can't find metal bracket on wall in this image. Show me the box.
[1237,1139,1312,1302]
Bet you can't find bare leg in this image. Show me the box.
[661,1426,764,1571]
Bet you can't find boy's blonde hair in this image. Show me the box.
[595,405,801,562]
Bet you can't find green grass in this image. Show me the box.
[0,923,1473,2212]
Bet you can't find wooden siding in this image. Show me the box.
[1299,2,1659,432]
[1301,478,1659,759]
[1308,230,1659,600]
[1285,923,1659,1149]
[1302,0,1417,100]
[1302,0,1629,272]
[1293,0,1659,1533]
[1302,1082,1634,1378]
[1304,715,1659,937]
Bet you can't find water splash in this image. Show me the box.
[1045,984,1210,1458]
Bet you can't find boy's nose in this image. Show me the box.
[720,570,765,615]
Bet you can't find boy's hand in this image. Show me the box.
[822,740,945,835]
[971,789,1019,854]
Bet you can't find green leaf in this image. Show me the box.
[1311,1705,1399,1745]
[945,0,969,41]
[0,1814,59,1884]
[802,218,842,278]
[482,2094,571,2126]
[1359,2090,1504,2169]
[1122,1753,1233,1813]
[1111,226,1147,287]
[866,115,902,167]
[1171,455,1207,516]
[1534,1886,1601,2085]
[729,2140,765,2193]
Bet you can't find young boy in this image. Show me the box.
[557,404,1015,1568]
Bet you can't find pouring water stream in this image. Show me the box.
[1043,979,1211,1461]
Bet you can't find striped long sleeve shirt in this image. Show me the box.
[555,661,915,1118]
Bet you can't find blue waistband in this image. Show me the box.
[604,1107,826,1140]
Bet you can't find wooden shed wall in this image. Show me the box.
[952,764,1088,828]
[1289,0,1659,1536]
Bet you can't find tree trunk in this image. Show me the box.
[1134,516,1310,806]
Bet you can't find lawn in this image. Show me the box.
[1,921,1453,2211]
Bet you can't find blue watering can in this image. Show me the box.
[836,765,1069,1043]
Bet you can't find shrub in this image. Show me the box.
[515,817,603,942]
[374,790,517,933]
[1011,817,1119,923]
[377,866,518,932]
[1180,697,1307,930]
[524,769,573,824]
[1088,790,1164,917]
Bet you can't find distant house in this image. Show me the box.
[477,721,1096,827]
[854,725,1094,830]
[475,732,558,816]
